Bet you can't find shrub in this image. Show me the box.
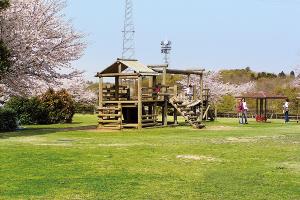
[75,102,95,114]
[5,96,47,125]
[5,88,75,125]
[40,88,75,124]
[0,107,17,132]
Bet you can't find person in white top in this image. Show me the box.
[185,85,193,101]
[283,99,289,123]
[241,98,248,124]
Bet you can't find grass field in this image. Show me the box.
[0,114,299,200]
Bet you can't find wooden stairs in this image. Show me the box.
[169,97,205,129]
[98,103,122,130]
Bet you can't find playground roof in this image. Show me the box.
[97,59,159,77]
[235,91,287,99]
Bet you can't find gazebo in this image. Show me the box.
[236,91,287,122]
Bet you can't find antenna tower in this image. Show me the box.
[122,0,135,59]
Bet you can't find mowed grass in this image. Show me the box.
[0,115,299,200]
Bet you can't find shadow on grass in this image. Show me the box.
[0,125,97,139]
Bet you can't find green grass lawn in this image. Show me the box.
[0,115,299,200]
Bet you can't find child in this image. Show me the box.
[185,85,193,101]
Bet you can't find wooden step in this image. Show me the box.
[98,107,121,111]
[142,122,158,127]
[99,119,121,123]
[122,124,138,128]
[98,113,122,117]
[142,119,155,123]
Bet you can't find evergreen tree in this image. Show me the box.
[0,0,9,9]
[278,71,286,78]
[290,71,295,78]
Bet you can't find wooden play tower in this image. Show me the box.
[96,58,211,130]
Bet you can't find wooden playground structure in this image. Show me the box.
[95,58,213,130]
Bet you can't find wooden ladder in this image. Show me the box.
[169,97,205,129]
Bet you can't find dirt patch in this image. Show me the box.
[35,143,73,146]
[176,155,219,162]
[206,126,238,131]
[211,135,288,144]
[280,162,300,172]
[8,137,47,143]
[98,143,148,147]
[226,137,258,143]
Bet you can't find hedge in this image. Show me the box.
[0,107,17,132]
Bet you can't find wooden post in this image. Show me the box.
[187,75,190,86]
[115,77,119,100]
[199,74,204,122]
[163,96,168,126]
[162,66,167,86]
[148,76,153,88]
[162,66,167,93]
[256,98,258,116]
[260,99,262,116]
[153,76,158,124]
[174,107,178,125]
[116,63,122,100]
[265,98,267,121]
[98,77,103,129]
[193,85,196,100]
[174,84,178,96]
[137,76,143,130]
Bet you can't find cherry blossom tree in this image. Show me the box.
[0,0,86,98]
[179,71,255,104]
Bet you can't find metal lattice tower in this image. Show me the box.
[122,0,135,59]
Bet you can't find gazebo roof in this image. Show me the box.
[236,91,287,99]
[96,59,159,77]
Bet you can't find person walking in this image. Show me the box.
[283,98,289,123]
[237,99,243,124]
[241,98,248,124]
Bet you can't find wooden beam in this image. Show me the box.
[137,76,143,130]
[97,73,139,77]
[163,97,168,126]
[98,77,104,129]
[153,68,204,75]
[115,77,119,100]
[199,74,204,122]
[148,64,168,68]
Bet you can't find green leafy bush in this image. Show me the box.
[5,96,47,125]
[0,107,17,132]
[5,89,75,125]
[75,102,95,114]
[40,88,75,124]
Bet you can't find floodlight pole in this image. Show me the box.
[161,40,172,64]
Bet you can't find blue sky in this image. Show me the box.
[65,0,300,80]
